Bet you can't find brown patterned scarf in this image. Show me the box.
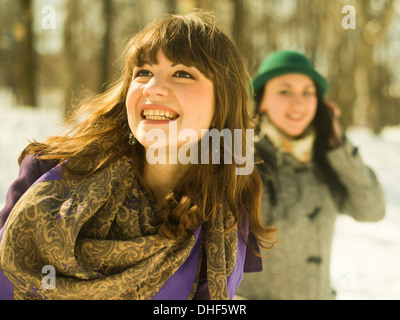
[0,155,237,299]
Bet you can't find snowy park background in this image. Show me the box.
[0,88,399,300]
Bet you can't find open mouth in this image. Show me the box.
[287,114,304,121]
[142,108,180,121]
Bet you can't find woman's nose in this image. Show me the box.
[291,93,307,107]
[142,75,170,98]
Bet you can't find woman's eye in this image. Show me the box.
[134,69,152,78]
[279,90,291,96]
[174,70,194,79]
[304,91,316,96]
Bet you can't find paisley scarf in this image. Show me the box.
[0,155,237,300]
[259,116,315,163]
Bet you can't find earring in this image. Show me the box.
[128,133,135,145]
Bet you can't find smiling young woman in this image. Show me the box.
[126,49,215,151]
[258,73,318,138]
[236,50,385,300]
[0,11,276,300]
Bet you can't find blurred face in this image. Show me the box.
[259,73,317,137]
[126,50,214,149]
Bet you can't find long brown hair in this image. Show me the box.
[20,11,276,250]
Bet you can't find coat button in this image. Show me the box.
[307,256,322,264]
[308,207,321,220]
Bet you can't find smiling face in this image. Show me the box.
[259,73,318,137]
[126,50,215,150]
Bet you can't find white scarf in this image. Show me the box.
[259,116,315,163]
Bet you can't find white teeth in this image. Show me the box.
[146,115,168,120]
[142,109,179,120]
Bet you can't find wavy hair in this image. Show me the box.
[20,11,276,250]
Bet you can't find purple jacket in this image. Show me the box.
[0,155,262,300]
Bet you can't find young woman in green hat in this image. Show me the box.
[236,50,385,300]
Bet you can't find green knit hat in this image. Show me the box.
[252,50,328,95]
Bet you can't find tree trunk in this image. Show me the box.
[231,0,253,68]
[100,0,113,92]
[13,0,36,107]
[63,0,80,119]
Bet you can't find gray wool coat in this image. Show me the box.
[236,136,385,300]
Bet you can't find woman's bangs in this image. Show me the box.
[131,35,162,67]
[132,20,213,78]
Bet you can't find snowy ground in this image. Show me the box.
[0,88,399,299]
[331,126,400,300]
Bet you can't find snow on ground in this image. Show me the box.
[331,126,400,300]
[0,88,399,299]
[0,88,64,203]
